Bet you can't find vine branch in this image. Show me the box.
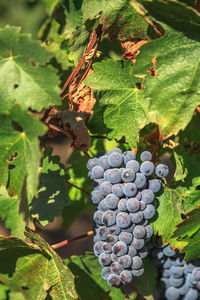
[52,230,94,249]
[66,180,91,195]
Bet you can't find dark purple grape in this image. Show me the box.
[119,232,133,245]
[102,210,116,226]
[100,181,112,196]
[141,189,154,204]
[108,152,123,167]
[140,200,147,211]
[110,262,123,275]
[145,225,154,239]
[107,224,121,235]
[107,168,121,184]
[122,169,135,182]
[103,243,112,254]
[169,277,184,287]
[107,274,121,287]
[140,161,154,176]
[112,241,128,256]
[134,173,147,189]
[128,245,137,257]
[148,179,161,193]
[140,151,152,162]
[133,225,146,239]
[99,252,112,266]
[155,164,169,178]
[126,160,140,172]
[132,268,144,277]
[122,183,137,197]
[130,211,143,224]
[105,194,119,209]
[132,256,143,269]
[116,212,131,228]
[165,287,180,300]
[109,148,122,155]
[112,184,124,197]
[120,270,132,283]
[98,155,110,170]
[143,204,156,219]
[118,255,132,268]
[126,198,140,212]
[94,241,104,256]
[93,210,104,225]
[132,237,145,250]
[86,158,98,170]
[170,266,184,278]
[139,247,148,259]
[122,151,136,164]
[118,198,128,212]
[106,235,118,245]
[96,226,108,241]
[101,267,112,280]
[91,166,104,179]
[91,190,104,205]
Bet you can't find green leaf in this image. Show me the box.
[133,257,157,297]
[0,186,25,239]
[151,150,200,247]
[173,208,200,260]
[179,0,197,7]
[0,230,77,300]
[0,105,46,202]
[82,0,148,39]
[64,0,82,36]
[133,24,200,139]
[68,26,90,64]
[179,113,200,143]
[31,147,69,225]
[40,0,60,15]
[0,25,60,113]
[138,0,200,38]
[47,41,74,71]
[173,152,187,181]
[65,253,125,300]
[85,60,150,147]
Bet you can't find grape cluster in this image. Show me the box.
[87,148,169,287]
[149,239,200,299]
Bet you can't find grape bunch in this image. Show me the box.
[86,148,169,287]
[149,239,200,299]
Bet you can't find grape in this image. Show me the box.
[118,198,128,212]
[141,189,154,204]
[111,253,119,262]
[140,151,152,162]
[91,166,104,179]
[122,168,135,182]
[122,223,135,233]
[185,288,198,300]
[91,190,104,205]
[109,148,122,155]
[175,257,184,266]
[102,210,116,226]
[118,255,132,268]
[94,241,104,256]
[97,199,108,211]
[116,212,131,228]
[130,211,143,224]
[132,256,143,269]
[99,252,112,266]
[132,268,144,277]
[169,277,184,287]
[178,283,189,295]
[101,267,112,280]
[163,258,172,269]
[100,181,112,196]
[119,232,133,245]
[122,151,136,164]
[170,266,184,278]
[107,274,121,287]
[103,243,112,254]
[93,178,105,190]
[108,152,123,167]
[140,200,147,211]
[148,179,161,193]
[139,247,148,259]
[96,226,108,240]
[126,160,140,172]
[107,169,121,184]
[122,183,137,197]
[165,287,180,300]
[120,270,133,283]
[132,237,145,250]
[106,235,118,245]
[93,210,104,225]
[110,262,123,274]
[143,204,156,219]
[126,198,140,212]
[135,191,142,200]
[133,225,146,239]
[128,245,137,257]
[86,157,98,170]
[108,224,121,235]
[145,225,154,239]
[162,269,170,278]
[105,194,119,209]
[163,245,176,257]
[139,219,148,226]
[155,164,169,178]
[98,155,110,170]
[140,161,155,176]
[191,268,200,281]
[112,241,128,256]
[134,173,147,189]
[93,235,99,243]
[112,184,124,197]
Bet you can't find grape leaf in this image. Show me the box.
[179,113,200,143]
[65,253,125,300]
[0,186,25,239]
[133,24,200,139]
[40,0,60,15]
[82,0,148,39]
[47,42,74,71]
[0,25,60,113]
[151,150,200,247]
[0,232,77,300]
[133,257,157,297]
[31,147,69,225]
[173,152,187,181]
[0,105,46,202]
[138,0,200,38]
[85,60,150,148]
[64,0,82,36]
[179,0,197,7]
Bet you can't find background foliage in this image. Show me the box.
[0,0,200,299]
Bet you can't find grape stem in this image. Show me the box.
[128,283,145,300]
[51,230,94,249]
[66,181,90,195]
